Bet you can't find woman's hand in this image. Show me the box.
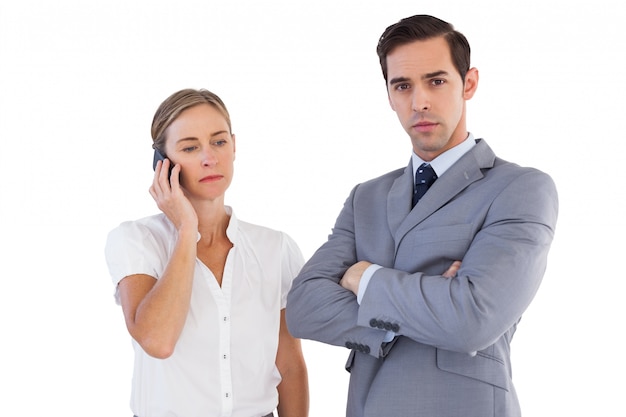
[149,159,198,231]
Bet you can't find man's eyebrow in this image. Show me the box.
[389,71,449,85]
[421,70,449,80]
[389,76,411,85]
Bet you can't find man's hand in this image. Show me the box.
[340,260,460,296]
[340,261,372,295]
[443,260,462,278]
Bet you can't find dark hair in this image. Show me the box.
[376,15,471,84]
[151,88,232,152]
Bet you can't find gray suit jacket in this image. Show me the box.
[286,139,558,417]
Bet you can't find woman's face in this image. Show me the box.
[164,103,235,202]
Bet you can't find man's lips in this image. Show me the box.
[200,175,223,182]
[413,121,438,132]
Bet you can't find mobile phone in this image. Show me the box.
[153,149,174,180]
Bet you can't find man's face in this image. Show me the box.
[386,36,478,161]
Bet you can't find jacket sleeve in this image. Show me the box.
[357,169,559,354]
[286,185,388,358]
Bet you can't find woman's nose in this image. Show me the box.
[202,149,218,167]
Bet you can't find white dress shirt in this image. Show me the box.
[105,207,304,417]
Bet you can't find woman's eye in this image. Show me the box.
[182,146,197,152]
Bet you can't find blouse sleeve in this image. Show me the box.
[280,232,305,309]
[104,220,169,304]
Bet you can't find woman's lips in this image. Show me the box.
[200,175,223,182]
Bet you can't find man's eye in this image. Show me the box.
[214,140,227,146]
[431,79,445,86]
[396,83,410,91]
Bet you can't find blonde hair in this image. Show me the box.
[151,88,232,152]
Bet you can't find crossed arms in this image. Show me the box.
[286,168,558,357]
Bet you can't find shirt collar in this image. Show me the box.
[224,206,238,242]
[195,206,238,243]
[412,132,476,179]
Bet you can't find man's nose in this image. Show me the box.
[412,89,431,112]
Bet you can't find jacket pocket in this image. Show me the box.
[414,223,473,245]
[436,348,510,391]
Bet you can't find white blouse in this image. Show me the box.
[105,207,304,417]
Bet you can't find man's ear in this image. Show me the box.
[463,67,479,100]
[388,90,396,111]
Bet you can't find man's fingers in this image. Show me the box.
[443,260,462,278]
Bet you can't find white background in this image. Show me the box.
[1,0,625,415]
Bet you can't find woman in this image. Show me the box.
[105,88,309,417]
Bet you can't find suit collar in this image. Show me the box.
[412,133,477,178]
[388,139,496,242]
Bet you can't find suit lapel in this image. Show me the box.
[390,139,497,247]
[386,159,414,236]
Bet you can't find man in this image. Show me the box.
[286,14,558,417]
